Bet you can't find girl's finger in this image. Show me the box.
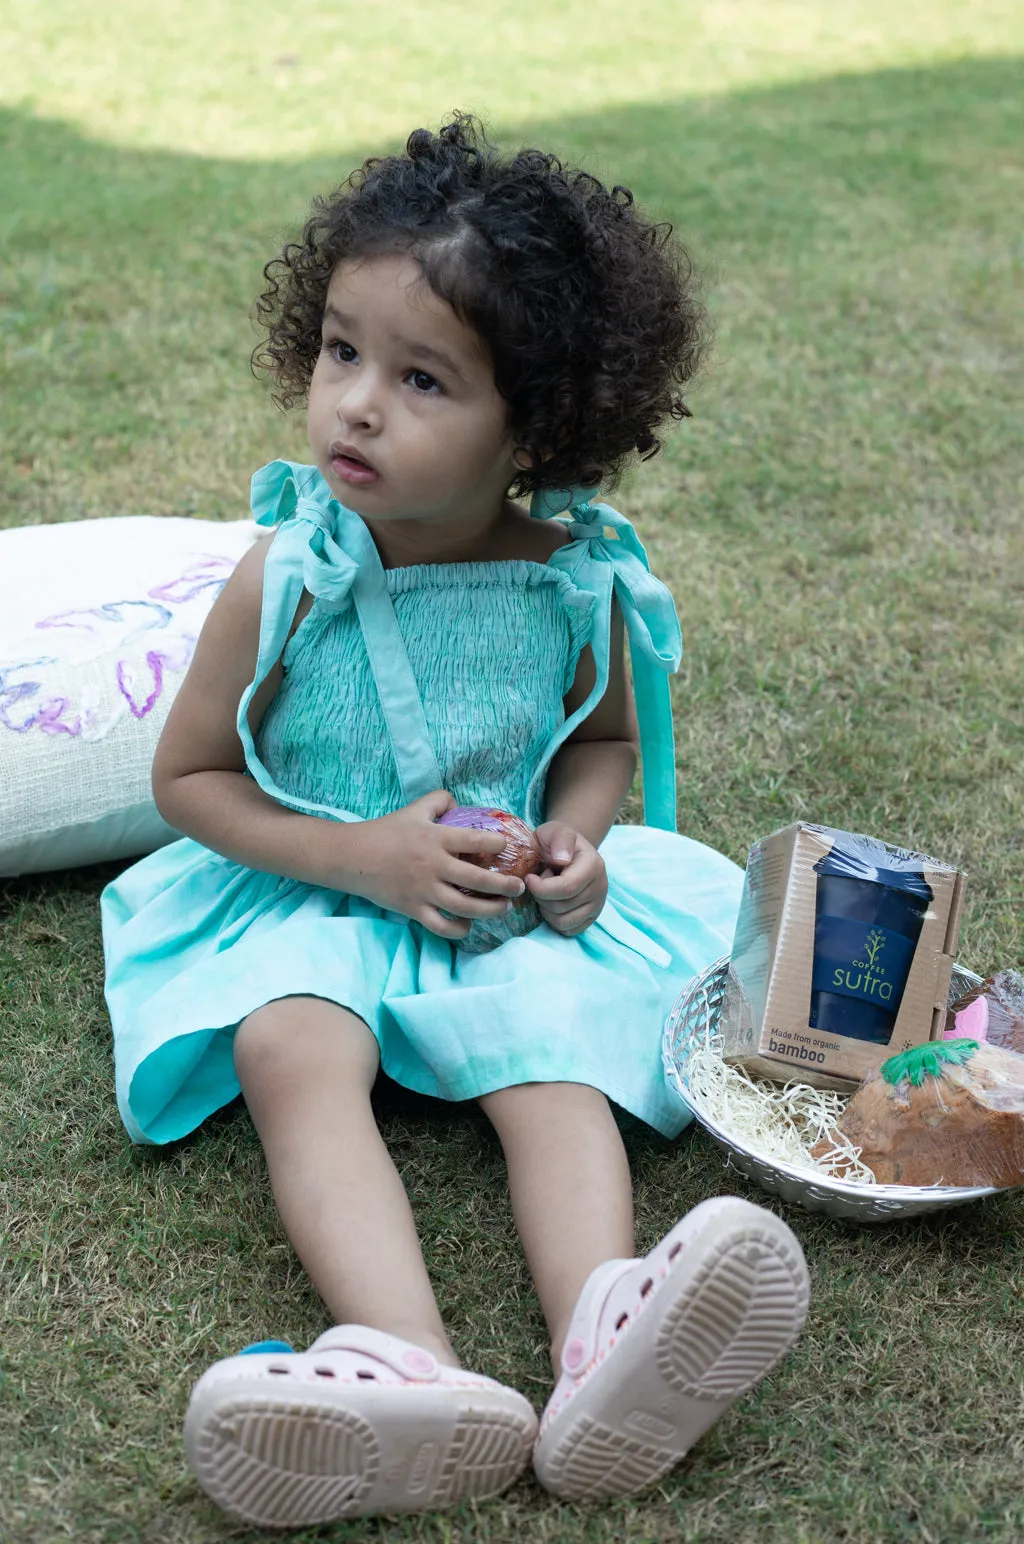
[445,857,525,898]
[536,822,577,867]
[538,893,599,919]
[551,902,603,935]
[528,868,601,905]
[419,904,470,941]
[437,826,508,857]
[415,789,458,821]
[437,883,517,920]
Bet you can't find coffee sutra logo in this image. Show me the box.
[810,914,917,1013]
[832,927,894,1002]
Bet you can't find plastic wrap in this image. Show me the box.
[944,970,1024,1053]
[816,1039,1024,1187]
[809,829,935,1044]
[435,805,543,953]
[437,806,541,886]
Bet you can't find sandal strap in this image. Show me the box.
[239,1339,295,1356]
[558,1258,636,1378]
[307,1324,442,1382]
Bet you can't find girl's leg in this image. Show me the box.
[184,1002,539,1528]
[477,1080,634,1371]
[234,995,458,1366]
[481,1082,809,1504]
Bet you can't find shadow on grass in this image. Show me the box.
[2,52,1022,251]
[2,52,1022,519]
[3,53,1024,1544]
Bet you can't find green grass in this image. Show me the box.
[2,3,1024,1541]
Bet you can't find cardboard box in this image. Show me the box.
[721,823,967,1090]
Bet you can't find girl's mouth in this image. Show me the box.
[330,448,380,485]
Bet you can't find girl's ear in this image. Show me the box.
[512,445,553,470]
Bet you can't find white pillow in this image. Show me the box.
[0,516,259,876]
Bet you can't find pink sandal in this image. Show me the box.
[184,1324,537,1528]
[533,1197,810,1500]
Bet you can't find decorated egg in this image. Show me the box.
[436,805,542,895]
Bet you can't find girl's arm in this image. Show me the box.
[524,598,638,934]
[151,538,336,884]
[541,596,639,848]
[151,539,520,939]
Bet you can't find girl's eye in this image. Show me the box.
[325,339,357,363]
[408,369,441,395]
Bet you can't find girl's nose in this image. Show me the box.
[337,371,382,432]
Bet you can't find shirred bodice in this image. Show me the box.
[257,558,595,823]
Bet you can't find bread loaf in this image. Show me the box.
[812,1039,1024,1187]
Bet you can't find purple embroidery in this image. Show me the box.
[37,599,174,637]
[149,557,235,604]
[117,652,165,719]
[35,697,82,736]
[1,551,239,738]
[116,636,193,718]
[0,671,49,732]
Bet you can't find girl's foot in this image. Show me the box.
[532,1197,810,1500]
[184,1325,537,1528]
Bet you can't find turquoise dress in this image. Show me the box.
[102,461,742,1145]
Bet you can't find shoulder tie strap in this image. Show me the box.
[238,461,442,816]
[530,485,682,833]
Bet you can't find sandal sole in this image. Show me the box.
[534,1202,809,1500]
[185,1379,537,1527]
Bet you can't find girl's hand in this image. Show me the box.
[346,790,527,942]
[524,822,608,937]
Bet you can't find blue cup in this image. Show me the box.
[808,834,933,1044]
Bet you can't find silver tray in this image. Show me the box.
[663,956,999,1222]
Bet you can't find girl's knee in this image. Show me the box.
[234,996,379,1092]
[480,1080,612,1137]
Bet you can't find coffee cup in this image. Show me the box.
[809,839,933,1044]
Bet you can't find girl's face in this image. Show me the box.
[307,254,517,531]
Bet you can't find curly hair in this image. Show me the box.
[252,114,708,497]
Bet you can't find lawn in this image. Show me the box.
[2,2,1023,1541]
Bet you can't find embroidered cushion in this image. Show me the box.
[0,516,258,875]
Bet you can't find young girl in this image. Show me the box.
[102,116,810,1529]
